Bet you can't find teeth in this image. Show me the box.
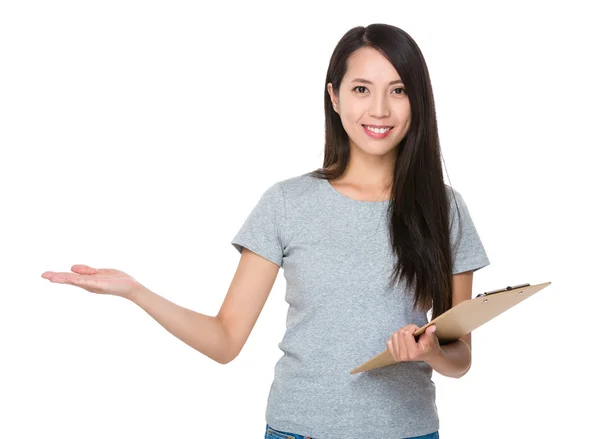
[365,126,391,134]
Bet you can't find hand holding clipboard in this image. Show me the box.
[350,281,552,374]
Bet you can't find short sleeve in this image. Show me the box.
[231,182,286,267]
[448,188,491,274]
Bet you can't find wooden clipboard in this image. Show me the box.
[350,281,552,374]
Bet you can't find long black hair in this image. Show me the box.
[310,23,461,319]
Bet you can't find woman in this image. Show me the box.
[42,23,490,439]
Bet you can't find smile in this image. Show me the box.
[362,124,393,139]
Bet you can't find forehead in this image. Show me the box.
[343,47,401,83]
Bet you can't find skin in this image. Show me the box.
[327,46,472,378]
[327,46,411,201]
[40,46,474,377]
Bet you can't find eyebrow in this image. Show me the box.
[350,78,404,85]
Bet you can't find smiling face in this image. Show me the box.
[327,46,411,159]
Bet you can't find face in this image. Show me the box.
[327,46,411,158]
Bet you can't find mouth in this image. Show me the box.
[362,124,394,138]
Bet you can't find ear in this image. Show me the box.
[327,82,339,114]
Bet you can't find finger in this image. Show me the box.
[42,266,98,280]
[418,326,438,353]
[386,338,396,361]
[392,329,408,361]
[403,325,419,344]
[402,327,419,359]
[42,272,93,289]
[71,265,101,275]
[426,325,437,336]
[406,324,420,331]
[41,271,76,283]
[392,332,401,361]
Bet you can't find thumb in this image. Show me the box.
[425,325,437,336]
[71,264,100,275]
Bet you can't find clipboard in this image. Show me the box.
[350,281,552,374]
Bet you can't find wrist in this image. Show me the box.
[425,345,445,367]
[127,284,148,304]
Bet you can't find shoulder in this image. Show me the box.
[273,171,323,203]
[444,184,468,213]
[276,171,320,190]
[250,172,321,213]
[444,183,463,202]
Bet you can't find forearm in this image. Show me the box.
[129,286,232,364]
[425,339,471,378]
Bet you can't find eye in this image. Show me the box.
[352,85,368,93]
[392,87,406,95]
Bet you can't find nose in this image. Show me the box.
[368,93,391,118]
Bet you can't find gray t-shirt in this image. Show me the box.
[231,172,490,439]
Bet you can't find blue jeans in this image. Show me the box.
[265,423,439,439]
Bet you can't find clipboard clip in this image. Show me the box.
[475,283,530,298]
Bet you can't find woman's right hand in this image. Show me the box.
[41,264,144,300]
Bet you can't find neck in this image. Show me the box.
[336,145,396,191]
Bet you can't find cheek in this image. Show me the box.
[339,109,361,132]
[397,102,411,119]
[404,105,412,126]
[396,108,411,132]
[342,109,363,129]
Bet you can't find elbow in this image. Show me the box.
[215,348,239,365]
[210,353,231,365]
[213,317,238,365]
[217,355,233,365]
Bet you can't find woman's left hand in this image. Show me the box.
[386,324,442,363]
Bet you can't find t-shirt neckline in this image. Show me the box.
[320,177,391,205]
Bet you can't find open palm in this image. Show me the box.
[41,264,143,299]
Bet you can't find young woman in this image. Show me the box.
[42,23,490,439]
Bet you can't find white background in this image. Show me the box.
[1,1,598,438]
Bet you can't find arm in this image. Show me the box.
[130,286,231,364]
[129,247,279,365]
[425,271,474,378]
